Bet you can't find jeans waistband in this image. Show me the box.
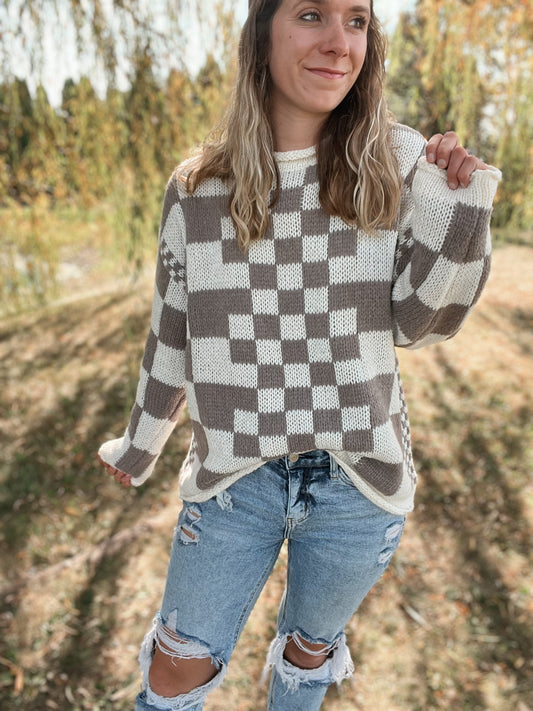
[284,450,338,472]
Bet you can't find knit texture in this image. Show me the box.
[98,123,501,514]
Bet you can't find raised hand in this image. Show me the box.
[426,131,488,190]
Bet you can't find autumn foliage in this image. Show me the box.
[0,0,531,312]
[387,0,532,229]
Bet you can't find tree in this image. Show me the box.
[0,0,239,198]
[0,1,241,313]
[387,0,533,229]
[61,76,119,203]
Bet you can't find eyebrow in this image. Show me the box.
[290,0,371,14]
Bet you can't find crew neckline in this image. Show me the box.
[274,145,317,168]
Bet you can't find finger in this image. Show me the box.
[435,131,460,170]
[104,462,126,481]
[456,155,484,188]
[426,134,443,163]
[97,454,132,487]
[445,145,469,189]
[118,472,132,488]
[98,454,115,474]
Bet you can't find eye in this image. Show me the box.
[300,11,320,22]
[349,16,368,30]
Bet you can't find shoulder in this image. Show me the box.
[173,152,231,200]
[167,158,196,200]
[161,160,226,211]
[389,123,427,180]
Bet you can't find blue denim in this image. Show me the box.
[134,451,405,711]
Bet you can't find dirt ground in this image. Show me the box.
[0,244,532,710]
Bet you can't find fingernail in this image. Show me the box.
[438,159,447,169]
[428,152,435,162]
[448,182,457,190]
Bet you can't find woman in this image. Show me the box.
[98,0,501,709]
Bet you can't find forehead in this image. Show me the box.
[280,0,371,11]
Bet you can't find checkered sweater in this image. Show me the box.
[99,124,501,514]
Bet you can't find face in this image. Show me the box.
[268,0,371,132]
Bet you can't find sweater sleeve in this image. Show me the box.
[98,173,188,485]
[392,153,502,349]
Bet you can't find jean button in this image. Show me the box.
[288,453,299,463]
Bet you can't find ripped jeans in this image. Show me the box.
[135,451,406,711]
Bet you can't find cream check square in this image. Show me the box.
[304,287,328,314]
[272,211,301,237]
[341,406,371,431]
[249,237,276,264]
[256,339,283,365]
[286,409,314,435]
[259,435,288,457]
[307,338,332,363]
[302,233,329,262]
[228,314,255,340]
[234,409,258,435]
[277,263,303,290]
[284,363,311,388]
[329,308,357,338]
[312,385,341,410]
[280,314,306,340]
[252,289,279,315]
[258,388,285,413]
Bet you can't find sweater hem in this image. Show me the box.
[177,452,416,516]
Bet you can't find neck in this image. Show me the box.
[270,106,326,152]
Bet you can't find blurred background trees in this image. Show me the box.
[387,0,533,229]
[0,0,238,311]
[0,0,531,313]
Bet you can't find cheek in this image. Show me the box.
[270,39,295,78]
[362,37,369,62]
[357,38,368,63]
[350,44,368,76]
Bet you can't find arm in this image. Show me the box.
[392,131,502,349]
[98,173,188,486]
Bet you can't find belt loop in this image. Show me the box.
[329,453,339,479]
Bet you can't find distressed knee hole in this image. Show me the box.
[140,615,216,672]
[139,613,226,706]
[156,625,213,660]
[284,632,331,669]
[262,631,354,691]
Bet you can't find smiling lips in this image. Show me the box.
[306,67,347,79]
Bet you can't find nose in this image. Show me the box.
[319,18,350,57]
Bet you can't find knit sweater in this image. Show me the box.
[98,123,501,515]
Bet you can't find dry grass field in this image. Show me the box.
[0,244,532,710]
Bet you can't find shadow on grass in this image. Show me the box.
[410,345,533,704]
[0,289,188,708]
[2,276,532,709]
[25,534,134,709]
[477,303,533,359]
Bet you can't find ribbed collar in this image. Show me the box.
[274,145,317,171]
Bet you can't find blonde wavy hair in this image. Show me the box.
[183,0,403,249]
